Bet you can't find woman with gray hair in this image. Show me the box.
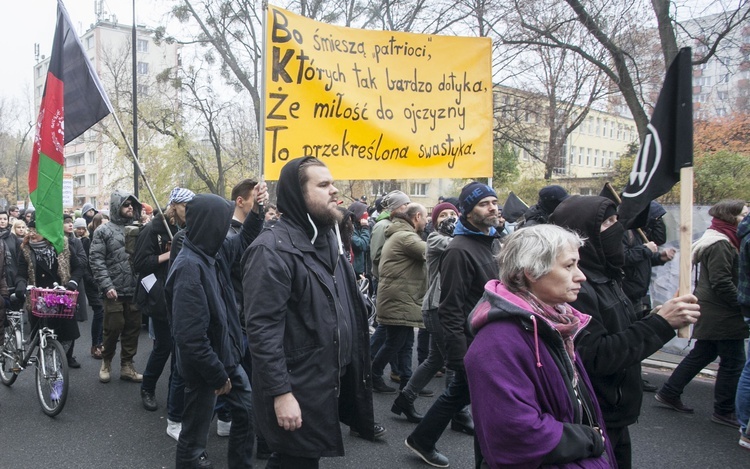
[465,224,615,468]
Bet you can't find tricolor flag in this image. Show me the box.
[30,0,113,252]
[618,47,693,229]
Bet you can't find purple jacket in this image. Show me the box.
[465,280,616,468]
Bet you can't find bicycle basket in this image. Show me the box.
[30,288,78,319]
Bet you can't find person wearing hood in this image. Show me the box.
[736,211,750,449]
[371,203,428,395]
[465,224,615,468]
[656,200,749,429]
[243,157,377,467]
[518,185,569,228]
[81,203,98,236]
[550,195,700,469]
[406,182,501,468]
[167,192,264,469]
[89,190,143,384]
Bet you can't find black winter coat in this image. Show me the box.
[438,222,499,371]
[166,195,262,389]
[243,217,374,458]
[570,267,675,428]
[133,214,177,321]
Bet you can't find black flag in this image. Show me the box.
[618,47,692,229]
[502,192,528,223]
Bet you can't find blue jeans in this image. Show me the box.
[141,317,173,394]
[371,325,414,386]
[409,367,471,450]
[736,340,750,434]
[661,339,746,415]
[370,323,400,375]
[403,309,445,401]
[176,366,254,468]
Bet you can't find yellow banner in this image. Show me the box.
[263,6,493,180]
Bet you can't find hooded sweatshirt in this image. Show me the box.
[89,190,142,296]
[166,194,244,388]
[465,280,614,468]
[551,195,675,428]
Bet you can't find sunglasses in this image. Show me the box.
[122,201,133,208]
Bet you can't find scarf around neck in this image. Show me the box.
[519,290,581,383]
[30,239,56,271]
[709,218,740,250]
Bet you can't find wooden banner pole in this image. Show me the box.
[677,166,694,338]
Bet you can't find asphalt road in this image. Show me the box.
[1,324,747,468]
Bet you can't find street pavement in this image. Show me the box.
[1,324,748,468]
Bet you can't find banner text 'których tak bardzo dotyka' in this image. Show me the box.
[263,6,493,180]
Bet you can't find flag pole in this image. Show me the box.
[677,167,693,338]
[604,182,649,243]
[109,111,173,240]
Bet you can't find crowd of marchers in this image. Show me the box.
[2,156,750,468]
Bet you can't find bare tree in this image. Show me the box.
[490,0,750,140]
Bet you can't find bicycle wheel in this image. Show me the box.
[0,329,19,386]
[35,338,68,416]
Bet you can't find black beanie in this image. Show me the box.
[459,182,497,216]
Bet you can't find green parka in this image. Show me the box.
[375,217,426,327]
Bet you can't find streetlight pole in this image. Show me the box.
[132,0,139,198]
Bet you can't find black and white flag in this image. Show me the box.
[618,47,693,229]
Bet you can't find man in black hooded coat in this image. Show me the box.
[550,195,699,469]
[166,193,263,468]
[243,157,375,467]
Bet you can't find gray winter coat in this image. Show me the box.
[89,190,142,296]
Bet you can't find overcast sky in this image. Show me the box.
[0,0,169,116]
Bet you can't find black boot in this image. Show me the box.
[451,406,474,435]
[391,392,423,423]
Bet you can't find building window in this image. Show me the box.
[137,39,149,53]
[596,118,601,136]
[717,108,727,117]
[718,90,729,101]
[570,146,576,165]
[87,152,96,164]
[594,149,599,167]
[137,84,150,96]
[89,197,96,207]
[85,36,94,49]
[36,66,43,78]
[410,183,428,197]
[586,148,591,166]
[88,174,97,186]
[580,187,593,196]
[36,85,43,98]
[137,61,149,75]
[67,153,85,167]
[73,175,85,188]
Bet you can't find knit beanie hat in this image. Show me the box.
[431,202,459,223]
[73,218,87,229]
[459,182,497,216]
[383,190,410,212]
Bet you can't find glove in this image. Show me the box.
[438,217,457,237]
[65,280,79,292]
[14,287,25,303]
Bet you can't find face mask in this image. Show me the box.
[599,221,625,268]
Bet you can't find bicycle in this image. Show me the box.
[0,287,74,417]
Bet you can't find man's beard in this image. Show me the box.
[306,198,342,227]
[470,214,498,231]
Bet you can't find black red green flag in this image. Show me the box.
[30,0,113,252]
[618,47,693,230]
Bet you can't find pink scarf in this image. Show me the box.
[519,291,581,366]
